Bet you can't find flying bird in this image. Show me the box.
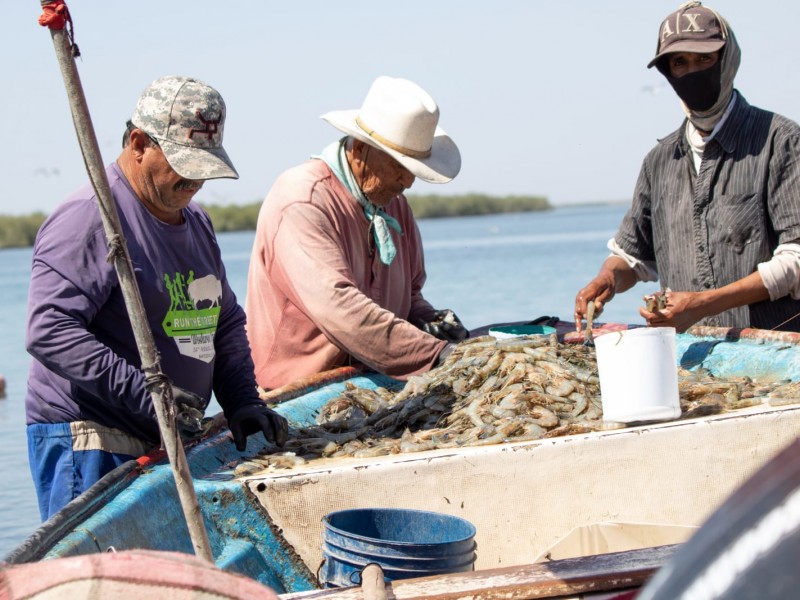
[33,167,60,177]
[641,83,666,96]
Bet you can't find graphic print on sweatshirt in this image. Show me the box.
[161,271,221,363]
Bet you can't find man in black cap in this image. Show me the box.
[574,1,800,333]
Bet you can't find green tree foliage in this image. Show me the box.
[200,203,262,232]
[0,195,551,247]
[201,194,551,231]
[0,213,46,249]
[406,193,551,218]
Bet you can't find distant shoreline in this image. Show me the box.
[0,194,628,250]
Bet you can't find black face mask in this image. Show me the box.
[665,59,723,112]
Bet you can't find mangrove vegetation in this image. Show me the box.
[0,213,48,250]
[0,194,551,249]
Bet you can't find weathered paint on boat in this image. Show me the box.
[674,326,800,380]
[5,372,401,593]
[10,423,320,592]
[6,323,800,595]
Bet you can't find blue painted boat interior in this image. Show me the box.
[675,333,800,381]
[277,374,402,427]
[38,373,401,593]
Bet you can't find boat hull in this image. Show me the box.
[7,324,800,594]
[248,400,800,574]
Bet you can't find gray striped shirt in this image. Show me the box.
[616,92,800,331]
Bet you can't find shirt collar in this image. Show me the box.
[669,90,749,157]
[711,91,749,154]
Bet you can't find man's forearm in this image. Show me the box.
[602,256,640,296]
[701,271,771,316]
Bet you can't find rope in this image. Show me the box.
[105,232,123,263]
[144,370,175,423]
[769,311,800,331]
[144,371,171,393]
[38,1,80,57]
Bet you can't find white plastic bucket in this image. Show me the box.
[594,327,681,423]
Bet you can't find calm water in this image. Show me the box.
[0,203,658,556]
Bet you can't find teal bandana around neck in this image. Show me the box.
[313,139,402,265]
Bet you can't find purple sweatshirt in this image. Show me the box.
[25,163,260,443]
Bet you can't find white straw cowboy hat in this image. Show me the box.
[321,76,461,184]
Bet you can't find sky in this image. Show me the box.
[3,0,800,216]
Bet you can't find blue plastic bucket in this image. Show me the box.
[320,508,477,587]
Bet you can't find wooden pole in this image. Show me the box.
[38,1,213,562]
[360,564,388,600]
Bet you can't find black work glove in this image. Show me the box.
[229,403,289,452]
[417,309,469,343]
[172,386,210,440]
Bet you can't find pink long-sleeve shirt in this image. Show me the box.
[245,159,446,389]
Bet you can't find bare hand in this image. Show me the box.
[574,274,615,332]
[639,290,706,332]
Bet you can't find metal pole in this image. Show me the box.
[39,2,213,562]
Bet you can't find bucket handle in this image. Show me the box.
[316,559,325,585]
[317,560,386,589]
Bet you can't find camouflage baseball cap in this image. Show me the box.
[131,76,238,180]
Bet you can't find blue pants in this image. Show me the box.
[27,423,141,522]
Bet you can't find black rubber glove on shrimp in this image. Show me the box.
[414,309,469,343]
[228,403,289,451]
[172,385,210,440]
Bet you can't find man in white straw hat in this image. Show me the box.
[575,1,800,333]
[25,76,287,520]
[246,75,466,389]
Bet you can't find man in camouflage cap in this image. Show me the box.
[130,75,238,181]
[25,75,287,520]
